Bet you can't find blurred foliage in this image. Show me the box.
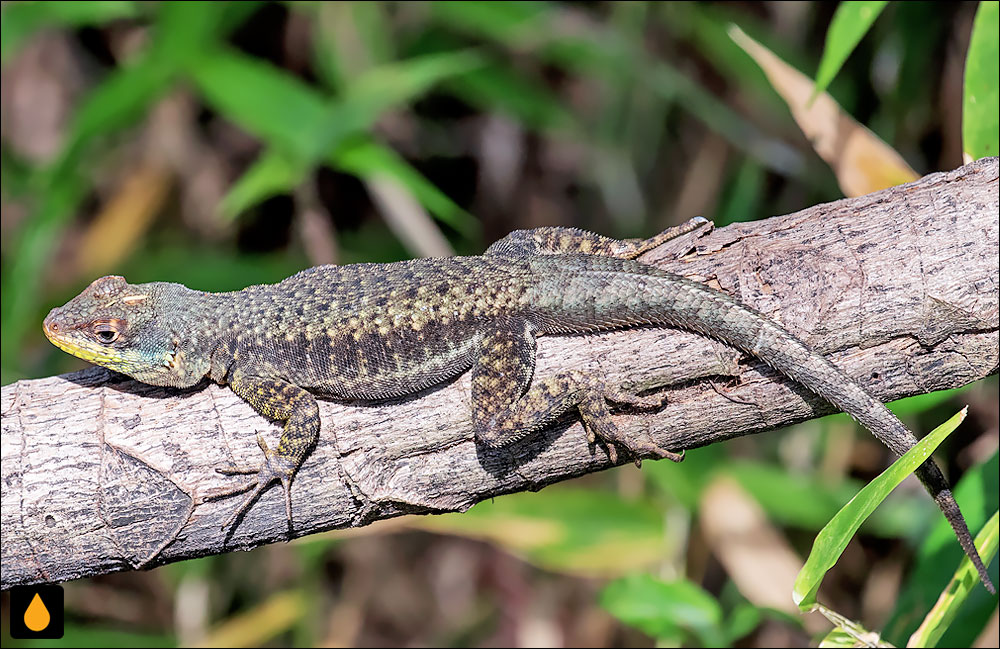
[2,1,998,647]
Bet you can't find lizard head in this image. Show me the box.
[43,275,209,387]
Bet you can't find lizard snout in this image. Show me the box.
[42,309,65,340]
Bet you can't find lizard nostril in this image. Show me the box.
[42,315,60,336]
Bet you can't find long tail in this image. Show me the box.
[531,256,995,592]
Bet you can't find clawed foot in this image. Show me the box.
[201,433,297,530]
[588,421,685,466]
[579,389,683,466]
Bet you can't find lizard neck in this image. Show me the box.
[153,283,237,387]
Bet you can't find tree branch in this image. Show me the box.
[3,158,998,588]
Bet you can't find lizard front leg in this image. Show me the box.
[471,320,682,464]
[205,368,320,529]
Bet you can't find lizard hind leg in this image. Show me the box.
[470,320,681,464]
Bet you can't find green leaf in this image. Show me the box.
[963,1,1000,159]
[2,55,172,368]
[724,603,763,644]
[193,49,486,201]
[600,575,723,644]
[811,1,888,102]
[332,138,477,237]
[1,0,140,63]
[61,57,173,158]
[730,461,929,539]
[814,618,886,648]
[188,50,334,161]
[886,385,971,417]
[0,168,88,371]
[346,50,486,118]
[908,511,999,648]
[219,149,308,221]
[793,408,967,609]
[151,0,230,66]
[642,445,722,510]
[348,0,395,67]
[58,624,175,648]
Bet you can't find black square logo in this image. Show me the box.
[9,584,64,639]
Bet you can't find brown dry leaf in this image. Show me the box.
[728,25,918,197]
[76,164,172,277]
[700,476,828,635]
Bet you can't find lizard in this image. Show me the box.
[42,216,995,592]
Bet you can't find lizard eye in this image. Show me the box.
[93,322,120,344]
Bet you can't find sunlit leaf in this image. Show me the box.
[814,610,892,648]
[346,50,486,118]
[201,590,306,648]
[198,49,487,219]
[963,1,999,160]
[793,409,967,609]
[445,64,573,131]
[332,137,477,237]
[430,1,548,44]
[152,0,229,66]
[812,1,888,101]
[883,449,999,647]
[62,57,173,158]
[76,164,172,276]
[600,574,723,645]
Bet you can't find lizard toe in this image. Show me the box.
[207,448,298,530]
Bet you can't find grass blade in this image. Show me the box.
[793,408,968,610]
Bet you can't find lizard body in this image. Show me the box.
[43,218,994,591]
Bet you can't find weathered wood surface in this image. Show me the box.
[2,157,998,588]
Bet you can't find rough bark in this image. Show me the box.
[2,158,998,589]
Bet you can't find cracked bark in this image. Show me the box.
[2,158,998,588]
